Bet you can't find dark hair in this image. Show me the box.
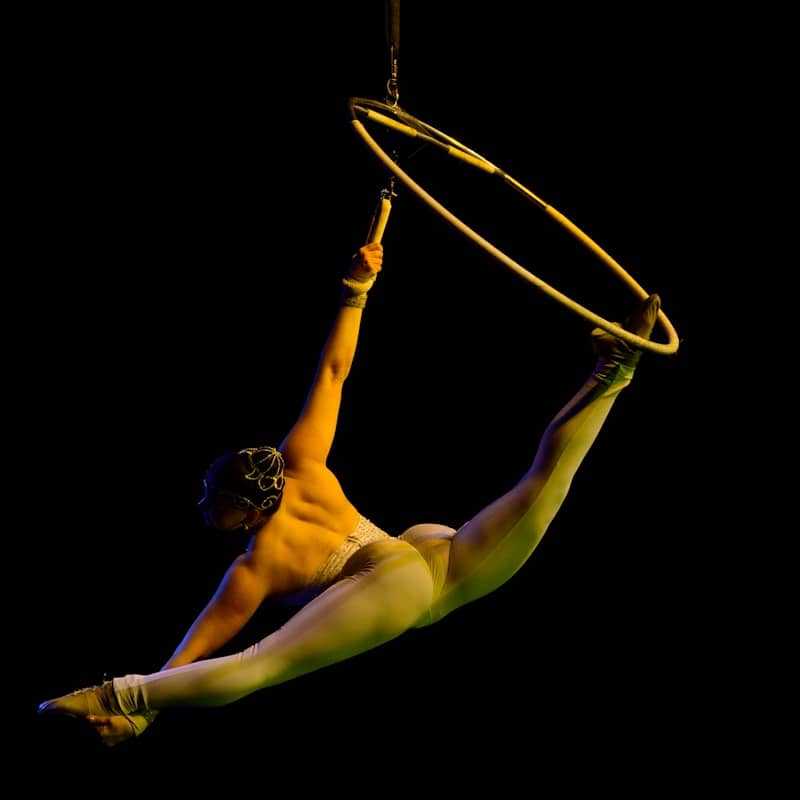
[202,445,285,512]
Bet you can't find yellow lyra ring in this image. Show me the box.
[349,97,679,356]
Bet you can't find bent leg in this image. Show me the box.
[421,295,661,624]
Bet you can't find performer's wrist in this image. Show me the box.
[341,274,376,295]
[341,290,368,309]
[340,273,376,309]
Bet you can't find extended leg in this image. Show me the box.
[421,294,661,623]
[39,538,433,719]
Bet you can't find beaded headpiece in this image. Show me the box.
[198,445,285,513]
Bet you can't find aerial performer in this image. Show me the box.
[38,1,678,747]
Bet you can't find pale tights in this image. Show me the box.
[109,356,635,719]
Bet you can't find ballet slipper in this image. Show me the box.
[38,681,121,718]
[39,682,156,740]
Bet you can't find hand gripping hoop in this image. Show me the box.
[349,97,679,355]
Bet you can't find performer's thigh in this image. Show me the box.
[258,538,436,677]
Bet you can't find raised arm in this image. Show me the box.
[156,247,383,673]
[280,242,383,467]
[162,245,383,667]
[42,242,386,747]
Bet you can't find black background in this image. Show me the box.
[17,0,745,790]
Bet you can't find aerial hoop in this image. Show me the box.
[348,97,680,356]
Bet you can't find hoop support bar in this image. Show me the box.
[367,194,392,244]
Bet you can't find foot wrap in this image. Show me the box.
[38,680,156,737]
[591,294,661,387]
